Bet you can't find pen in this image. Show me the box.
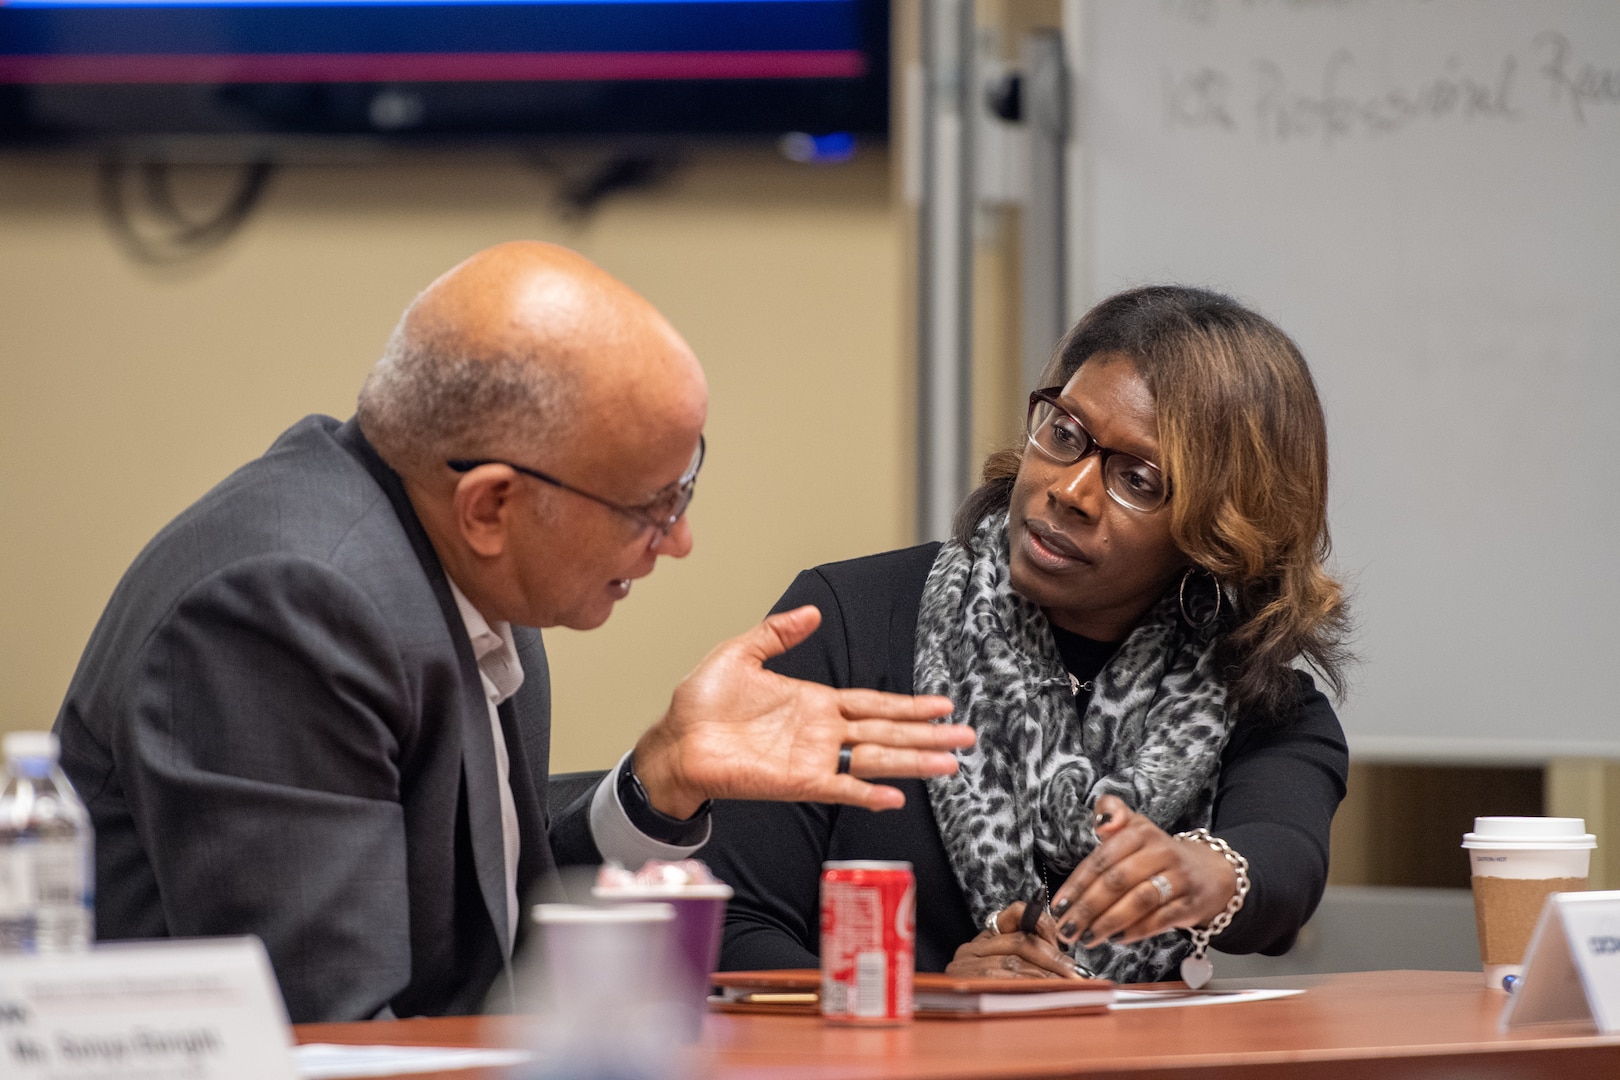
[1018,886,1047,935]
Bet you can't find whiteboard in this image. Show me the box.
[1073,0,1620,760]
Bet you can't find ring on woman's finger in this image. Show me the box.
[836,746,853,774]
[1149,873,1174,905]
[985,909,1004,936]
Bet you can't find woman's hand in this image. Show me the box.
[944,901,1087,979]
[1049,795,1238,949]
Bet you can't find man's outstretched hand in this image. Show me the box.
[631,606,973,819]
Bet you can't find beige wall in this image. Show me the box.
[0,147,912,771]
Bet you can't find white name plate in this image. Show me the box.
[1502,890,1620,1033]
[0,936,296,1079]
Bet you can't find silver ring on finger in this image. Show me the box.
[985,909,1004,936]
[1149,873,1174,905]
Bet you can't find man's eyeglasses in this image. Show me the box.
[448,435,705,550]
[1025,389,1169,513]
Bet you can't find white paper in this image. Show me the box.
[1504,890,1620,1033]
[294,1044,534,1079]
[1553,892,1620,1032]
[0,937,296,1080]
[1110,987,1304,1010]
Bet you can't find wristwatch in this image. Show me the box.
[616,753,713,846]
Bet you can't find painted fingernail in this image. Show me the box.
[1072,962,1089,977]
[1052,897,1070,917]
[1060,921,1079,939]
[1077,929,1095,946]
[1094,811,1113,827]
[1108,931,1124,943]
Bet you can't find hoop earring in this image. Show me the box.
[1178,567,1223,631]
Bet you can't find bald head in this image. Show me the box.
[357,241,705,479]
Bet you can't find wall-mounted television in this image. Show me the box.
[0,0,889,146]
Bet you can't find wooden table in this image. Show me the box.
[294,970,1620,1079]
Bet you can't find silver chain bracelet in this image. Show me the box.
[1172,828,1250,988]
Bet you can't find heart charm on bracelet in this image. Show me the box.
[1180,954,1214,990]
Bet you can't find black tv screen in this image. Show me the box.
[0,0,889,144]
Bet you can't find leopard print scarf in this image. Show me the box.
[918,510,1232,982]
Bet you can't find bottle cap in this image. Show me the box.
[3,731,60,763]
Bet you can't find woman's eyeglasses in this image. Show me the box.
[1025,390,1168,512]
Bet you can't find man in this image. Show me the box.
[54,242,970,1022]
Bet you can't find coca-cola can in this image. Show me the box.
[819,860,915,1024]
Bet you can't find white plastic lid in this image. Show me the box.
[591,884,734,900]
[3,731,60,763]
[1461,816,1596,849]
[531,902,674,925]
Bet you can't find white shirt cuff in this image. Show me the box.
[588,751,711,866]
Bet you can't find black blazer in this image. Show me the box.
[55,416,598,1022]
[703,543,1350,973]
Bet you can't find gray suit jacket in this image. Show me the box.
[55,416,599,1022]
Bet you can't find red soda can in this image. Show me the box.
[819,860,915,1024]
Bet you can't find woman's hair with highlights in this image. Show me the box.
[955,284,1351,721]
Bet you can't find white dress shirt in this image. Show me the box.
[446,581,706,953]
[448,581,525,950]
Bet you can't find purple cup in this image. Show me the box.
[592,883,733,1037]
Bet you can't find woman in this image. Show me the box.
[703,286,1351,983]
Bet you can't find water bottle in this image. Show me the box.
[0,731,94,953]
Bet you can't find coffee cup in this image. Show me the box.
[1462,817,1595,989]
[525,902,683,1079]
[592,882,733,1038]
